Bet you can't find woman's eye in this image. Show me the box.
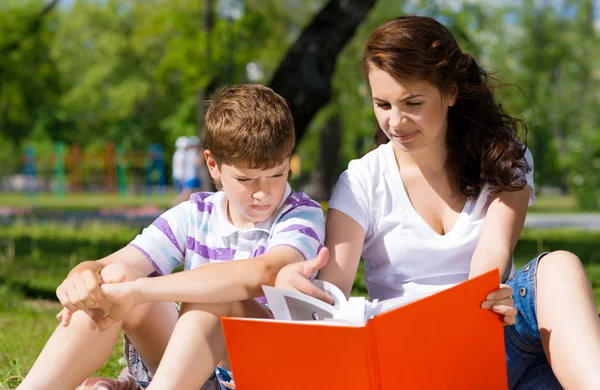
[375,103,390,109]
[236,178,250,182]
[406,101,422,106]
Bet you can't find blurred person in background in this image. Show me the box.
[172,135,203,206]
[172,136,189,194]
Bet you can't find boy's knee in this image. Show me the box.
[180,301,234,318]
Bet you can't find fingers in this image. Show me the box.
[300,247,329,278]
[292,276,334,305]
[100,264,128,284]
[56,286,78,313]
[481,285,518,326]
[492,305,518,326]
[83,271,104,304]
[56,307,73,327]
[57,269,105,312]
[485,284,513,301]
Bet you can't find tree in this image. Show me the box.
[268,0,378,142]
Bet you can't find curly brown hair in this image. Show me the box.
[361,16,530,198]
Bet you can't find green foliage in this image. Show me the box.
[1,0,599,208]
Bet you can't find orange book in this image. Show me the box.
[222,269,507,389]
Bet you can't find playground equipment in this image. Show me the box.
[18,141,167,196]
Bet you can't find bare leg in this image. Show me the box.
[18,267,179,390]
[537,250,600,388]
[147,299,272,390]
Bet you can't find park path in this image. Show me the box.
[525,213,600,230]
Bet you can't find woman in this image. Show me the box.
[277,16,600,389]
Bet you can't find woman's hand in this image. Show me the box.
[275,248,334,305]
[481,284,517,326]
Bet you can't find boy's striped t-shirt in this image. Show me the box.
[129,183,325,287]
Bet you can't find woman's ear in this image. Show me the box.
[204,150,220,181]
[447,84,458,107]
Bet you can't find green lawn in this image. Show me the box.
[2,223,600,388]
[0,293,124,389]
[0,192,598,213]
[0,192,175,211]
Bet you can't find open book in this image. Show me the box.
[263,280,429,326]
[222,270,508,390]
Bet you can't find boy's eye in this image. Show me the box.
[375,102,390,109]
[235,178,250,182]
[270,174,284,179]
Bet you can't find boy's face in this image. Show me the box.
[205,151,290,229]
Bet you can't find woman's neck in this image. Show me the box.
[392,138,448,175]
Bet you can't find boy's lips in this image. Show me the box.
[251,205,271,211]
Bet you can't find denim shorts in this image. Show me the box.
[504,253,562,389]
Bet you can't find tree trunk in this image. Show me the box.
[197,0,217,191]
[0,0,60,57]
[268,0,378,144]
[312,113,342,201]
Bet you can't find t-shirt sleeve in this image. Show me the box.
[128,202,190,275]
[267,197,325,261]
[523,147,536,206]
[328,159,371,233]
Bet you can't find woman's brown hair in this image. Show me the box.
[362,16,530,198]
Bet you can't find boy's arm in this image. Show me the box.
[105,194,326,306]
[67,246,156,277]
[126,245,305,305]
[57,246,157,312]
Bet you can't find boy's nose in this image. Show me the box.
[253,184,270,200]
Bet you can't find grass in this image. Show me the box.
[0,192,598,213]
[1,225,600,388]
[0,290,124,389]
[0,192,176,211]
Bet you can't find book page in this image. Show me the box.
[262,285,337,321]
[262,282,370,326]
[366,293,430,319]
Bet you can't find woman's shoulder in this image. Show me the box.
[346,142,391,177]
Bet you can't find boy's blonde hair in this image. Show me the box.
[205,84,295,168]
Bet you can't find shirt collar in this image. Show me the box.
[209,183,292,237]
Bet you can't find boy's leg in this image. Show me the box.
[147,299,272,390]
[18,268,179,390]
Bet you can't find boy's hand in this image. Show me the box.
[56,304,111,328]
[275,247,334,305]
[56,269,104,312]
[95,281,136,331]
[481,284,517,326]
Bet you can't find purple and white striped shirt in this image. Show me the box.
[129,183,325,280]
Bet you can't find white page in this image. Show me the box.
[262,285,337,321]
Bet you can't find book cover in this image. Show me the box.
[222,269,507,389]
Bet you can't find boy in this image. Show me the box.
[18,85,326,390]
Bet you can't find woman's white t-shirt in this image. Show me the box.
[328,142,535,302]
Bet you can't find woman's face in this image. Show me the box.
[368,65,456,155]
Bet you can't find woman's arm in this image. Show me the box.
[317,209,367,298]
[469,186,532,282]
